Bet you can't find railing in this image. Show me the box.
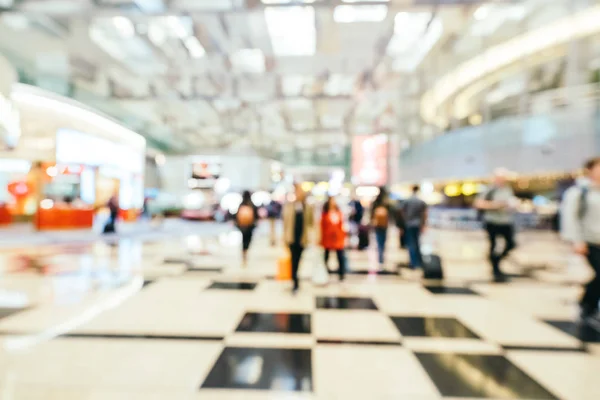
[399,102,600,182]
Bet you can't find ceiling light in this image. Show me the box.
[112,16,135,37]
[230,49,266,74]
[133,0,165,13]
[265,6,316,56]
[148,24,166,45]
[166,15,189,38]
[391,17,443,72]
[184,36,205,58]
[473,5,489,21]
[387,12,432,56]
[334,5,387,23]
[261,0,316,3]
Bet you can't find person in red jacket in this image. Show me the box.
[321,196,347,281]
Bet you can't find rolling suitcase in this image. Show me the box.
[422,253,443,280]
[357,225,370,250]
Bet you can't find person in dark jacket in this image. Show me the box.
[103,194,119,234]
[370,187,391,268]
[235,191,259,266]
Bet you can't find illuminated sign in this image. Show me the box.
[351,134,388,186]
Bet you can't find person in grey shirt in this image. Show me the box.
[475,168,517,281]
[401,185,428,269]
[561,157,600,321]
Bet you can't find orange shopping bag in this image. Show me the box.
[277,254,292,281]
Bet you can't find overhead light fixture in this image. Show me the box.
[112,16,135,38]
[261,0,316,3]
[391,16,443,72]
[473,5,490,21]
[334,5,387,23]
[230,49,266,74]
[166,15,189,38]
[133,0,165,13]
[265,6,316,56]
[387,12,432,56]
[184,36,205,58]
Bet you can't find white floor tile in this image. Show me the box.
[313,310,401,342]
[313,346,440,399]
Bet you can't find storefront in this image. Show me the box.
[5,84,146,230]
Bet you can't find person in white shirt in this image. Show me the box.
[475,168,517,282]
[561,157,600,322]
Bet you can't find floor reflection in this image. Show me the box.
[236,312,311,334]
[416,352,558,399]
[391,316,480,339]
[202,347,313,391]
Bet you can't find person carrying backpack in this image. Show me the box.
[401,185,428,269]
[474,168,517,282]
[561,157,600,323]
[371,187,391,268]
[236,191,259,266]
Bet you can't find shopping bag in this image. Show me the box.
[277,254,292,281]
[310,248,329,286]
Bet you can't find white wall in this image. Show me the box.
[161,154,272,199]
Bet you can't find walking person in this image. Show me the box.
[103,194,119,235]
[266,198,282,246]
[371,188,391,268]
[321,196,347,282]
[474,168,517,282]
[402,185,428,269]
[236,191,259,266]
[349,194,365,233]
[562,157,600,322]
[283,184,315,293]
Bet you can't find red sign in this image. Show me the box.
[352,135,388,186]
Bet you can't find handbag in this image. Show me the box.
[277,253,292,281]
[309,247,329,286]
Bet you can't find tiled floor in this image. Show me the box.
[0,226,598,399]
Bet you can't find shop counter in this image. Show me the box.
[0,204,11,225]
[35,206,95,231]
[119,208,140,222]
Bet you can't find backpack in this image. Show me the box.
[373,206,389,228]
[477,188,496,221]
[237,205,254,227]
[578,186,589,220]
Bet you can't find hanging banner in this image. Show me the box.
[352,134,388,186]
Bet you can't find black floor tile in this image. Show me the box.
[0,308,26,321]
[317,339,401,346]
[502,344,588,353]
[60,333,224,341]
[142,280,155,288]
[390,316,480,339]
[345,269,399,276]
[424,286,478,295]
[187,268,223,274]
[316,296,378,310]
[545,320,600,343]
[416,352,558,399]
[236,313,311,334]
[201,347,313,391]
[164,257,189,264]
[207,282,257,290]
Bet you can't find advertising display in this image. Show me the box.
[189,157,222,188]
[351,134,388,186]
